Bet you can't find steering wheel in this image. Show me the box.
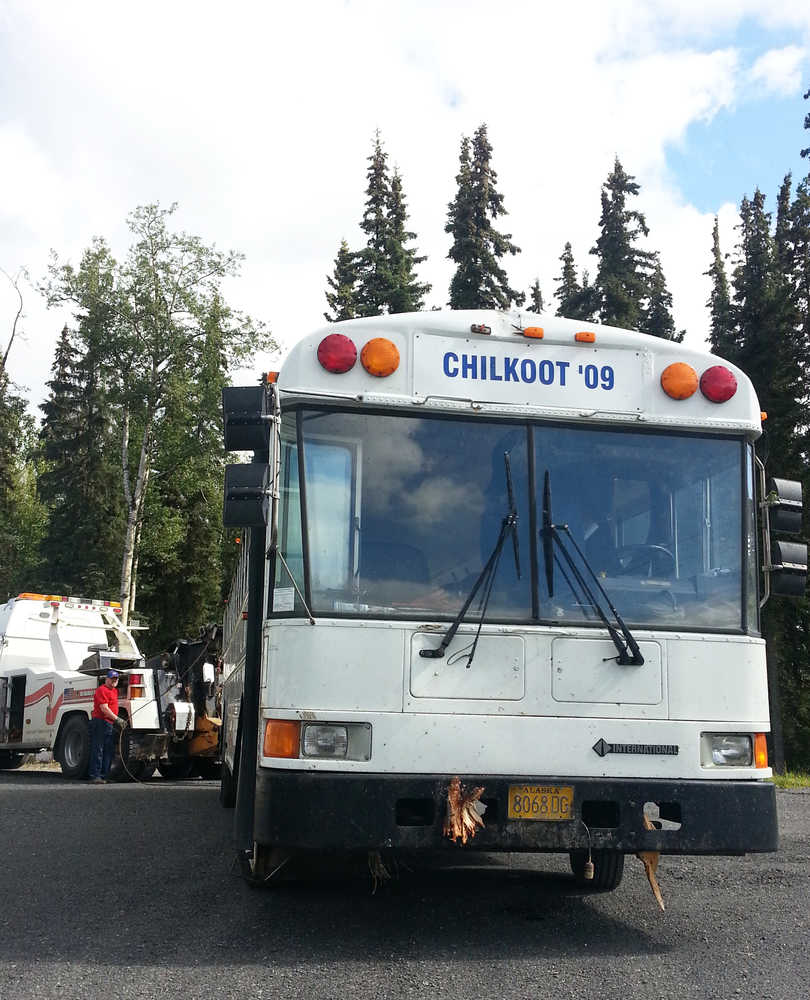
[616,544,675,578]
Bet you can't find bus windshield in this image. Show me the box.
[274,408,755,632]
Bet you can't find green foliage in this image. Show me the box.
[42,203,274,643]
[353,133,429,317]
[526,279,544,314]
[324,240,359,322]
[446,124,524,309]
[555,242,597,320]
[642,254,683,341]
[386,169,431,313]
[706,217,735,357]
[0,376,47,598]
[356,134,394,317]
[591,158,654,330]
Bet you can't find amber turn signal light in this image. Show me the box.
[754,733,768,769]
[263,719,301,759]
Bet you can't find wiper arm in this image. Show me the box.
[541,469,643,666]
[420,452,520,668]
[552,524,644,665]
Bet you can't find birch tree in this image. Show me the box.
[46,203,271,622]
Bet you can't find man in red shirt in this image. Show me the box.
[88,670,124,783]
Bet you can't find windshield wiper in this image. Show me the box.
[420,451,521,668]
[541,470,644,666]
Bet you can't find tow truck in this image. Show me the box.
[0,593,222,780]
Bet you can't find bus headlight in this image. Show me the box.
[702,734,753,767]
[303,724,348,758]
[301,722,372,761]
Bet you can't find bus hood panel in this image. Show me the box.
[551,637,663,706]
[409,633,525,700]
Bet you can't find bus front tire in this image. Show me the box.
[57,716,91,778]
[569,849,625,892]
[243,844,293,887]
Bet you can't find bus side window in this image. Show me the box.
[304,441,355,596]
[273,439,305,610]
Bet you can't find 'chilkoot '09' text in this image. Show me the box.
[441,352,615,391]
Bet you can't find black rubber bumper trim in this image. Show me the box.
[253,770,778,854]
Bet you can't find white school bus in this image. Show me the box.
[219,309,806,890]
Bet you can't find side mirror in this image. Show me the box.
[766,478,803,535]
[223,463,269,527]
[769,539,808,598]
[222,386,269,453]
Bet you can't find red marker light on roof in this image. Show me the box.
[317,334,357,373]
[700,365,737,403]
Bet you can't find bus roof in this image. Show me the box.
[276,310,762,437]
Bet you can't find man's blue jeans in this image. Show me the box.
[88,718,114,779]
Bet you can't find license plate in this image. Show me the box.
[507,784,574,821]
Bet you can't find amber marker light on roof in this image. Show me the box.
[575,331,596,343]
[361,337,400,377]
[661,362,699,400]
[523,327,544,339]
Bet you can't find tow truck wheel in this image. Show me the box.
[569,849,625,892]
[57,716,91,778]
[194,758,222,780]
[157,759,195,780]
[0,751,26,770]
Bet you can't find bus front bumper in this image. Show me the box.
[253,770,778,854]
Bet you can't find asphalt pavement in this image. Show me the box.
[1,770,808,1000]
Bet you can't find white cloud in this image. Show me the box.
[750,46,807,97]
[2,0,809,409]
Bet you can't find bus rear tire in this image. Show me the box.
[57,716,91,778]
[569,849,624,892]
[0,751,25,770]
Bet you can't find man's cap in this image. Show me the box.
[106,670,119,679]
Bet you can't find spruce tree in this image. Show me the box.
[324,240,359,322]
[0,387,46,598]
[526,279,544,313]
[356,133,394,317]
[386,169,430,313]
[642,254,683,341]
[446,124,524,309]
[38,288,125,598]
[554,242,597,320]
[706,217,736,357]
[726,185,809,771]
[591,157,654,329]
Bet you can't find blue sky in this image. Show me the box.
[667,16,808,214]
[1,1,810,409]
